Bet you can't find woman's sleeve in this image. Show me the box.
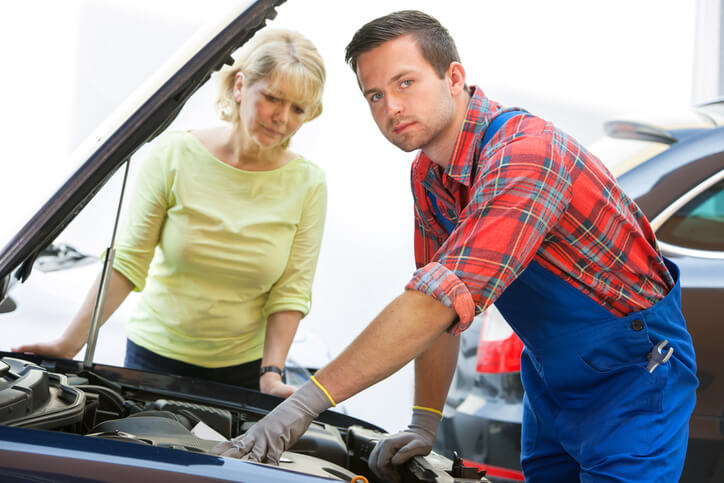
[262,172,327,319]
[111,136,174,291]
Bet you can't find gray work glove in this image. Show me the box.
[368,408,442,482]
[210,378,333,464]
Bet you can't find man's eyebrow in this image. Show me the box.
[362,70,415,97]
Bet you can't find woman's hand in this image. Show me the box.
[259,372,297,398]
[12,338,82,360]
[11,269,133,362]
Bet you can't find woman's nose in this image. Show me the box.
[273,105,290,125]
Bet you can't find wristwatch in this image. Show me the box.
[259,365,284,377]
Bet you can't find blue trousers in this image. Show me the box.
[495,260,698,482]
[124,339,262,390]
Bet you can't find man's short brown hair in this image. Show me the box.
[344,10,461,79]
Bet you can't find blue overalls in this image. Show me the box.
[495,259,697,482]
[429,111,698,481]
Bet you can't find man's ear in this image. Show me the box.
[446,62,467,96]
[232,71,244,103]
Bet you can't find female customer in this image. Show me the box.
[13,28,327,398]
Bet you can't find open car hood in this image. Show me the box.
[0,0,284,296]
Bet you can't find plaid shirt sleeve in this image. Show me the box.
[407,132,572,334]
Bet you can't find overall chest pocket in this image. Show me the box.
[539,318,666,412]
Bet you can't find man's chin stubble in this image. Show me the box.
[386,134,420,153]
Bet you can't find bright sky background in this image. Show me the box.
[0,0,698,431]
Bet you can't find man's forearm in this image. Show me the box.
[414,331,460,411]
[314,289,457,404]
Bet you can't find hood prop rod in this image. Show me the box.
[84,159,131,368]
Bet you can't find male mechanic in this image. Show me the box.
[212,10,698,482]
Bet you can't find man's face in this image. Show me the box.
[356,34,456,153]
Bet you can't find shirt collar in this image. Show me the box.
[445,86,501,186]
[412,86,502,192]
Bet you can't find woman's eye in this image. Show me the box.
[400,79,412,88]
[294,106,306,115]
[265,94,278,102]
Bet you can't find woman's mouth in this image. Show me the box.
[261,125,282,137]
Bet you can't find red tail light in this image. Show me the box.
[462,459,525,481]
[476,307,524,373]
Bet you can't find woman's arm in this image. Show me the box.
[260,171,327,397]
[13,135,174,359]
[12,268,134,358]
[260,310,303,397]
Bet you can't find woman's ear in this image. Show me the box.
[232,71,244,103]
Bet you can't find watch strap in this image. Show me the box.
[259,365,284,377]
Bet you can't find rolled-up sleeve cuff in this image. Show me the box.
[108,249,147,292]
[262,298,311,320]
[405,262,476,335]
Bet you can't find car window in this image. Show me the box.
[656,176,724,252]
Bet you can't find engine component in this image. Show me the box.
[0,357,84,429]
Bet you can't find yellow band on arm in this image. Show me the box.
[310,375,336,407]
[412,405,443,419]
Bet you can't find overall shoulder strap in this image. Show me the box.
[427,109,527,234]
[482,109,527,146]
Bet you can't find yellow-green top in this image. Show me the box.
[113,131,326,367]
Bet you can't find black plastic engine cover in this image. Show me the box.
[0,356,85,429]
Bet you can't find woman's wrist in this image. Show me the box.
[259,370,292,396]
[259,365,285,378]
[259,369,283,388]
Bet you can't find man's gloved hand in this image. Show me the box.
[210,377,334,464]
[368,407,442,482]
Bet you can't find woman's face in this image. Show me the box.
[233,73,308,149]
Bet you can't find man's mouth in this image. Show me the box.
[393,122,415,134]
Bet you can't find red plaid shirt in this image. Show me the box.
[406,87,673,334]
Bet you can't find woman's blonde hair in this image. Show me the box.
[216,29,325,146]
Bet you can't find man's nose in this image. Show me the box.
[384,93,403,117]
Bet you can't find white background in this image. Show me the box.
[0,0,697,431]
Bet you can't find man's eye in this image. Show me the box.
[400,79,412,88]
[370,92,382,103]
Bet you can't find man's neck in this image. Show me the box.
[422,88,472,169]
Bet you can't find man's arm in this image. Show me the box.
[211,289,458,464]
[365,324,460,482]
[314,289,457,404]
[414,329,460,410]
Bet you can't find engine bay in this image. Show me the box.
[0,355,488,482]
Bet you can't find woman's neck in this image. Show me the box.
[224,124,292,171]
